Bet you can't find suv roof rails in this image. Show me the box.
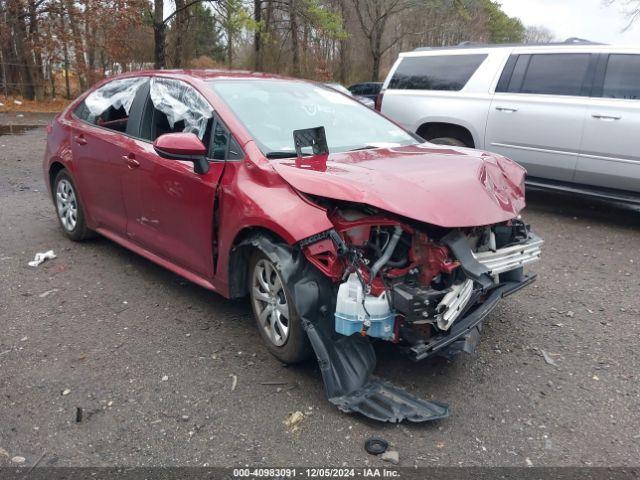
[413,38,605,52]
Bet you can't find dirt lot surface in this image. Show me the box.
[1,114,639,468]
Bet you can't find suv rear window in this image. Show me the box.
[602,54,640,100]
[388,54,487,91]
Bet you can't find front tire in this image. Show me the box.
[248,249,311,364]
[428,136,467,147]
[53,169,92,241]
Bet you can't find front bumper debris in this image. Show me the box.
[403,273,537,362]
[474,234,543,275]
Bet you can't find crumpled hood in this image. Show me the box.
[271,143,526,228]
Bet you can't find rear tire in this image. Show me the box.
[53,169,93,241]
[428,136,467,147]
[248,248,311,364]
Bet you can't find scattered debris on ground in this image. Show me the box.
[380,450,399,465]
[28,250,56,267]
[364,437,389,455]
[284,411,305,433]
[541,349,557,366]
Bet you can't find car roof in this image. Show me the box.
[399,42,640,58]
[105,69,298,82]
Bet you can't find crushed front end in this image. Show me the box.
[298,202,543,422]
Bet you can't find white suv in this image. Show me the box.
[378,42,640,203]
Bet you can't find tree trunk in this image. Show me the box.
[27,0,44,100]
[225,4,233,67]
[289,0,300,76]
[7,0,36,99]
[63,0,87,90]
[153,0,166,69]
[254,0,262,71]
[173,0,186,67]
[338,1,348,84]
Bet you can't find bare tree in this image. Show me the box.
[524,25,555,44]
[606,0,640,29]
[352,0,412,81]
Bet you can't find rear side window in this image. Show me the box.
[519,54,591,96]
[388,54,487,91]
[77,77,147,132]
[602,54,640,100]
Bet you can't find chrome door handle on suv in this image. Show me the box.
[592,113,621,121]
[495,106,518,113]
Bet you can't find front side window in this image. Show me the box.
[79,77,146,132]
[388,54,487,91]
[146,78,214,141]
[208,80,417,156]
[519,53,591,96]
[602,54,640,100]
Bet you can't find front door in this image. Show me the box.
[121,78,226,278]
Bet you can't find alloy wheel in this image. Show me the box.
[251,259,290,347]
[56,178,78,232]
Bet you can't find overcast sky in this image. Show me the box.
[499,0,640,44]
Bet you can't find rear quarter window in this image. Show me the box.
[388,54,487,91]
[602,54,640,100]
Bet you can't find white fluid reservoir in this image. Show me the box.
[334,273,395,340]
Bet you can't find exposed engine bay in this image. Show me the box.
[300,201,542,359]
[238,200,542,424]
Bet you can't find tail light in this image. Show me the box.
[374,91,384,111]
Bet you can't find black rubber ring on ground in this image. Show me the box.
[364,437,389,455]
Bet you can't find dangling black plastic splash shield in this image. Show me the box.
[235,235,450,423]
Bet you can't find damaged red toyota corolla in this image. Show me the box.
[43,71,543,423]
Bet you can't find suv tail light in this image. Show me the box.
[374,91,384,111]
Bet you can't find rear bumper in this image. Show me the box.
[403,273,537,361]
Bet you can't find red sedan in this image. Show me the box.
[44,70,542,422]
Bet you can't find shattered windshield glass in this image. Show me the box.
[208,79,417,156]
[150,77,213,139]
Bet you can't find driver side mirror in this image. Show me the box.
[153,132,210,175]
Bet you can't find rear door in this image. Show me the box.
[485,52,595,182]
[70,77,147,234]
[576,52,640,193]
[121,77,229,278]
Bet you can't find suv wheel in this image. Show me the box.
[248,249,311,364]
[428,137,467,147]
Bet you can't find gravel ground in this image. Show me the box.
[1,115,639,468]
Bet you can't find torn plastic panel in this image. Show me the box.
[235,234,450,423]
[150,77,213,139]
[84,77,146,119]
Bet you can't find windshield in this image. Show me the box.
[208,79,417,156]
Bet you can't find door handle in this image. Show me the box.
[592,113,621,121]
[73,134,87,145]
[122,154,140,168]
[495,106,518,113]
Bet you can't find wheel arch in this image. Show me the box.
[416,121,476,148]
[48,161,67,198]
[227,226,288,299]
